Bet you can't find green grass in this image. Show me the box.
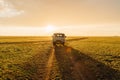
[0,36,120,80]
[0,37,52,80]
[0,36,51,43]
[67,37,120,70]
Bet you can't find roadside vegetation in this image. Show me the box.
[0,36,51,43]
[0,36,120,80]
[67,37,120,80]
[0,37,52,80]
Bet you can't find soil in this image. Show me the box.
[44,46,96,80]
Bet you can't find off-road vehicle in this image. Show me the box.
[52,33,66,46]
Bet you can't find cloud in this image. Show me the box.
[0,0,24,18]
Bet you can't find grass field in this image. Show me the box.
[0,36,120,80]
[0,37,52,80]
[67,37,120,80]
[67,37,120,70]
[0,36,51,43]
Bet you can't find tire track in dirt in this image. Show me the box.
[44,46,96,80]
[69,47,96,80]
[70,58,86,80]
[45,49,54,80]
[55,46,96,80]
[70,54,95,80]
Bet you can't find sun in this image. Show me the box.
[45,25,56,33]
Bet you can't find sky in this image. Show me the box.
[0,0,120,36]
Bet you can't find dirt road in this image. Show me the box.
[31,45,119,80]
[45,49,54,80]
[44,46,96,80]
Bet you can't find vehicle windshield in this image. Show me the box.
[55,34,64,37]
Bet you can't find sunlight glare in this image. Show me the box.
[45,25,56,33]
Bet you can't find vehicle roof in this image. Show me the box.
[53,33,65,35]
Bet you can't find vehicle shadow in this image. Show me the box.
[54,46,120,80]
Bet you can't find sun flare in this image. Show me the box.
[45,25,56,33]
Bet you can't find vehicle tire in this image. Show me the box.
[53,42,56,46]
[62,42,65,46]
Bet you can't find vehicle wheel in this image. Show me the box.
[54,42,58,46]
[62,43,65,46]
[53,42,55,46]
